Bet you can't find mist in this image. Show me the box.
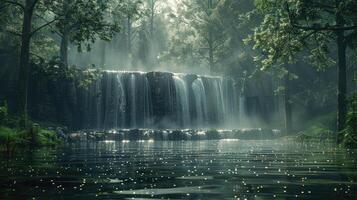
[0,0,357,199]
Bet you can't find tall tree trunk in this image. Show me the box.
[208,0,213,9]
[336,32,347,136]
[335,4,347,141]
[284,69,292,134]
[60,31,69,68]
[100,41,106,67]
[149,0,155,37]
[207,0,214,74]
[60,0,70,68]
[18,0,35,119]
[208,32,214,74]
[148,0,155,67]
[127,15,132,67]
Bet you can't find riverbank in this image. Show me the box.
[0,104,63,155]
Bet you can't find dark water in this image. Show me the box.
[1,139,356,200]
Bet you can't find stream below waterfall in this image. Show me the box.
[1,139,357,199]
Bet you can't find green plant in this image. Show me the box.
[0,126,25,154]
[0,102,8,125]
[37,129,61,146]
[341,93,357,147]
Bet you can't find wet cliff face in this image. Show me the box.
[76,71,241,130]
[24,70,282,130]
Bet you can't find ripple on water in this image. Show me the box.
[0,140,356,200]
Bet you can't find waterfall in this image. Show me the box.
[239,96,247,127]
[173,75,191,127]
[117,73,126,127]
[79,71,244,129]
[127,72,153,128]
[141,75,153,127]
[192,78,207,127]
[129,74,137,127]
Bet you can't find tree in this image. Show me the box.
[193,0,225,74]
[163,0,226,74]
[1,0,57,119]
[47,0,119,68]
[145,0,159,67]
[0,0,120,119]
[114,0,143,68]
[246,0,357,138]
[147,0,158,37]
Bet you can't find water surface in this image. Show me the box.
[1,140,356,199]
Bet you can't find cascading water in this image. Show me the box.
[239,96,247,126]
[79,71,243,129]
[192,78,208,127]
[129,74,137,127]
[117,73,126,127]
[173,75,191,127]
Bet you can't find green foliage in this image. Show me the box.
[294,127,334,143]
[160,0,256,75]
[0,102,8,125]
[341,94,357,147]
[113,0,144,20]
[245,0,357,72]
[303,112,336,131]
[26,123,61,146]
[45,0,120,52]
[0,126,24,145]
[293,111,335,142]
[33,58,102,89]
[0,126,25,153]
[0,114,62,152]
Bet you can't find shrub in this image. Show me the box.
[0,126,26,153]
[0,102,8,125]
[37,129,61,146]
[341,93,357,147]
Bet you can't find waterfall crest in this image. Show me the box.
[79,71,242,129]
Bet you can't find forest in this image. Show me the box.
[0,0,357,199]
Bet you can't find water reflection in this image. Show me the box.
[0,140,356,199]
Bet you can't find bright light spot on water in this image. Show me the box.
[103,140,115,143]
[108,129,117,134]
[2,140,356,199]
[197,131,206,135]
[221,139,239,142]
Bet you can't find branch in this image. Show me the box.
[292,24,357,31]
[0,4,10,10]
[311,2,335,14]
[30,17,60,36]
[2,0,24,10]
[30,0,39,11]
[30,51,45,61]
[34,13,63,36]
[285,2,357,32]
[0,28,22,37]
[300,30,319,41]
